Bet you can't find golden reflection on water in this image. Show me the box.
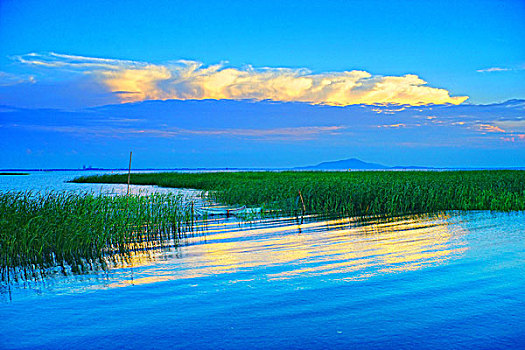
[103,212,468,288]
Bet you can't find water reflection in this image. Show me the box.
[2,212,469,299]
[181,213,467,282]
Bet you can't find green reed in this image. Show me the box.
[73,170,525,216]
[0,191,197,280]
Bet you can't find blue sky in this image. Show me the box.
[0,0,524,168]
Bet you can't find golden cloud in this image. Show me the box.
[16,52,469,106]
[477,124,506,133]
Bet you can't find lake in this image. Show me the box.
[1,171,524,349]
[0,170,199,195]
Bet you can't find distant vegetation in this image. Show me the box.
[73,170,525,215]
[0,192,198,281]
[0,173,29,176]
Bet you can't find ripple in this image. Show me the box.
[2,211,525,349]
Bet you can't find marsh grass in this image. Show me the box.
[73,170,525,216]
[0,191,199,281]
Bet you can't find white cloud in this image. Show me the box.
[476,67,512,73]
[15,52,469,106]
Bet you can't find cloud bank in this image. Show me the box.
[15,53,468,106]
[2,99,524,169]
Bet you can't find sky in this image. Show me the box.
[0,0,524,168]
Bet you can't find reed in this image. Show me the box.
[72,170,525,216]
[0,191,197,280]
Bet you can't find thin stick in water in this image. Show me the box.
[127,151,132,195]
[298,190,306,224]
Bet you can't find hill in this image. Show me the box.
[296,158,388,170]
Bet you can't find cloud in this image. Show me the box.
[14,52,468,106]
[476,67,512,73]
[493,120,525,132]
[477,124,506,133]
[501,134,525,143]
[0,71,35,86]
[2,99,524,168]
[476,121,525,135]
[377,123,407,128]
[6,123,344,141]
[476,64,525,73]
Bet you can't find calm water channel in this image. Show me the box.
[1,171,524,349]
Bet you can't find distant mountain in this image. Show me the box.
[296,158,389,170]
[295,158,442,170]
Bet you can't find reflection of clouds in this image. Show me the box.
[101,213,467,288]
[265,215,467,280]
[15,52,468,106]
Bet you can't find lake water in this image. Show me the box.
[0,170,199,196]
[1,171,524,349]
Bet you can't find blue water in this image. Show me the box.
[0,170,194,195]
[1,172,524,349]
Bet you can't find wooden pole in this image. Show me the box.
[298,190,306,224]
[127,151,132,195]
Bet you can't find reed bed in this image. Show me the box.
[0,191,197,281]
[73,170,525,216]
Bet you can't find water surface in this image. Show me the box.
[0,170,201,198]
[1,210,524,349]
[0,169,239,194]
